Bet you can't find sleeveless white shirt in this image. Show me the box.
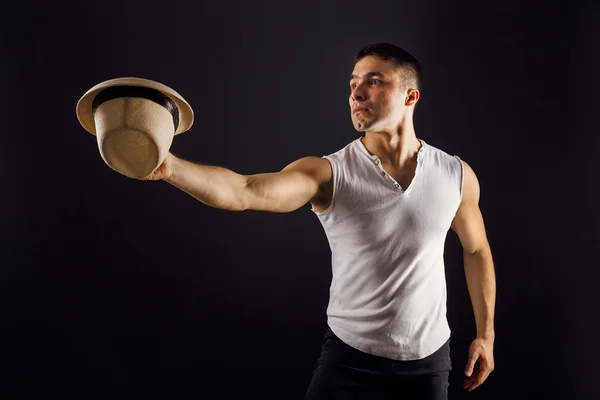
[312,137,464,360]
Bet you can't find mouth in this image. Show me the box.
[353,107,367,114]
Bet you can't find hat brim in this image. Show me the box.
[76,77,194,136]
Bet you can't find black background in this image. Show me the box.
[1,0,598,398]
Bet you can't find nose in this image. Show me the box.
[350,83,366,102]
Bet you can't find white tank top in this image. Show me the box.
[312,137,464,360]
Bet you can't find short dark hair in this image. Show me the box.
[355,43,423,90]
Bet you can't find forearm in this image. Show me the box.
[164,155,249,211]
[463,248,496,339]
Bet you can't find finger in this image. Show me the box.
[464,354,479,377]
[465,379,480,392]
[463,375,476,388]
[469,379,484,392]
[463,371,484,389]
[464,381,476,392]
[468,373,490,392]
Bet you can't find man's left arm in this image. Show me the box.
[451,160,496,392]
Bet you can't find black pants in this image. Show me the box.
[304,327,452,400]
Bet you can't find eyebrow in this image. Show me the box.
[350,72,385,81]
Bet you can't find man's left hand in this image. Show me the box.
[463,336,495,392]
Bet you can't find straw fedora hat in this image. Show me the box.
[76,77,194,179]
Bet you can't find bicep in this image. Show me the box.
[244,157,329,213]
[451,161,490,254]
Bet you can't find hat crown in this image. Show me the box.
[95,98,175,178]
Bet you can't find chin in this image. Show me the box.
[353,119,371,132]
[352,118,367,132]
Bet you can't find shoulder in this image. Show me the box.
[422,140,476,197]
[457,159,480,203]
[422,140,459,163]
[282,156,332,184]
[291,139,359,177]
[325,139,361,161]
[421,141,465,178]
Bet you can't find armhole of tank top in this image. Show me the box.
[311,155,337,216]
[454,155,465,201]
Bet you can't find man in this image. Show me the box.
[143,43,496,399]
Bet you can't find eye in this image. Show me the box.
[350,83,357,89]
[369,79,381,86]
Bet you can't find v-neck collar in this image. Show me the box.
[355,137,427,194]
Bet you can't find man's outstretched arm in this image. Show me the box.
[144,153,331,213]
[451,160,496,392]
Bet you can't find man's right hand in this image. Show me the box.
[142,153,175,181]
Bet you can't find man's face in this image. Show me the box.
[349,56,408,132]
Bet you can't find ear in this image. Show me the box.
[405,89,420,106]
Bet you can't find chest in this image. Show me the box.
[337,163,461,231]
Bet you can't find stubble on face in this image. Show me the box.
[349,56,406,133]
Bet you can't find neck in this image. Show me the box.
[361,121,421,166]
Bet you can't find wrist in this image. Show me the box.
[163,153,178,182]
[477,330,495,341]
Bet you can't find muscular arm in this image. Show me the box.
[451,161,496,339]
[162,154,332,213]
